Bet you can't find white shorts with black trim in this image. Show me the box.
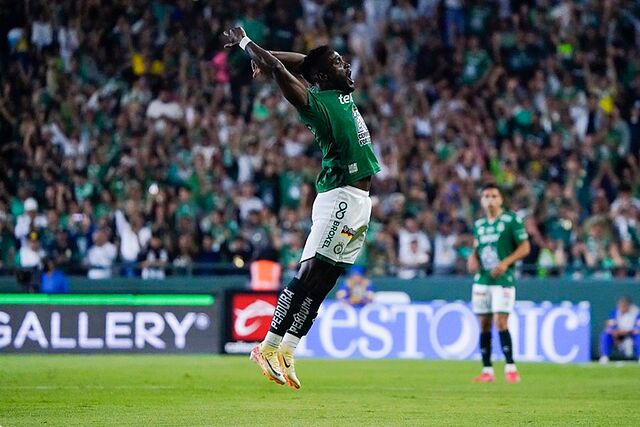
[471,284,516,314]
[301,185,372,267]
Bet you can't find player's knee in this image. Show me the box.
[478,315,492,332]
[601,330,617,341]
[297,258,342,293]
[495,315,509,331]
[295,260,313,282]
[294,261,322,292]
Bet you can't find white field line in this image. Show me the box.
[0,385,177,390]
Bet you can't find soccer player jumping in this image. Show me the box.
[468,183,530,383]
[224,27,380,389]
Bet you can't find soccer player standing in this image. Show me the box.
[224,27,380,389]
[468,183,530,383]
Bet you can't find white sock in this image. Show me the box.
[281,333,300,351]
[262,332,283,348]
[482,366,494,375]
[505,363,517,373]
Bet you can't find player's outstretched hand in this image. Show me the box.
[223,27,247,49]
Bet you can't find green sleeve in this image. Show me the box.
[512,215,529,243]
[296,89,321,124]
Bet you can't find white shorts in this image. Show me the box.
[472,284,516,315]
[301,185,372,267]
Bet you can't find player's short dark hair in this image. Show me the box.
[481,182,502,194]
[301,45,333,83]
[619,295,632,304]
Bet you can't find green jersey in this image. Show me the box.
[296,88,381,193]
[472,210,529,286]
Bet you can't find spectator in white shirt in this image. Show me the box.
[115,209,151,277]
[236,183,265,222]
[85,230,117,279]
[398,239,430,279]
[191,135,218,169]
[139,234,168,280]
[14,198,48,244]
[19,232,45,269]
[432,219,459,275]
[17,232,44,292]
[31,10,53,50]
[146,88,184,134]
[611,187,640,261]
[611,184,640,214]
[397,217,431,279]
[237,141,262,183]
[455,150,482,182]
[57,16,79,70]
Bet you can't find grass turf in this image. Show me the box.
[0,356,638,426]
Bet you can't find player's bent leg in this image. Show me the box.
[258,264,323,346]
[278,258,345,389]
[288,257,344,333]
[273,184,367,389]
[250,266,318,385]
[267,277,309,338]
[599,332,614,364]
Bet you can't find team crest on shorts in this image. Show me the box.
[333,242,344,254]
[340,225,356,238]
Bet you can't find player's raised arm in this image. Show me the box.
[252,52,306,80]
[224,27,308,108]
[270,51,306,75]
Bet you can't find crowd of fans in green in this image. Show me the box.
[0,0,638,283]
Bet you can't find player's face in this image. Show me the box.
[480,189,503,212]
[323,52,355,93]
[618,299,630,313]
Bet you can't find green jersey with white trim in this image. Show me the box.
[472,210,529,286]
[296,88,381,193]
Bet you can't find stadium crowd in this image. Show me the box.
[0,0,639,282]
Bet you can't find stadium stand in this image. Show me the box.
[0,0,638,283]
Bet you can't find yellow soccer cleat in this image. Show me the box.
[278,348,301,390]
[249,343,286,385]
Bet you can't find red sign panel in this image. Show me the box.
[231,293,278,341]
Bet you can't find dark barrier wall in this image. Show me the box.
[0,276,247,294]
[1,276,638,357]
[0,294,220,354]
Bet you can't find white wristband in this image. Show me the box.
[239,36,252,50]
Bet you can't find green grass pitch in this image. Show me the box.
[1,355,639,426]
